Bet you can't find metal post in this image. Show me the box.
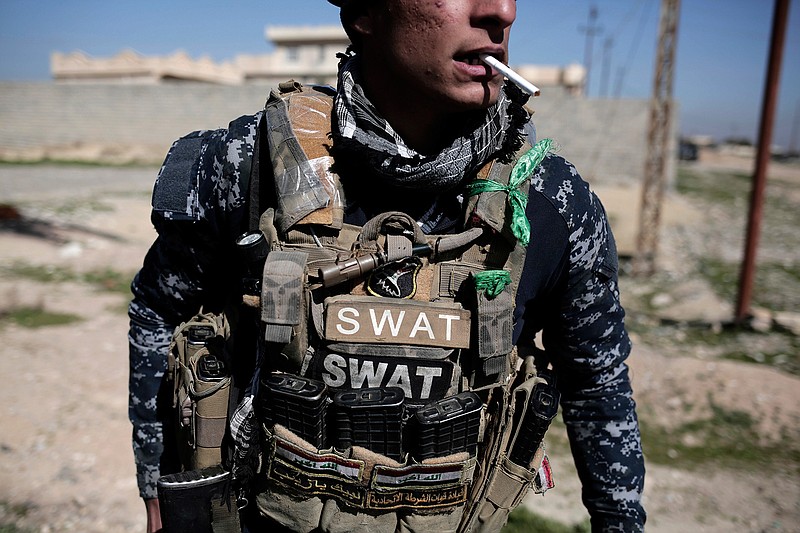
[734,0,791,324]
[633,0,681,276]
[600,37,614,99]
[580,5,601,97]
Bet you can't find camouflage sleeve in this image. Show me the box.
[127,114,260,499]
[128,295,175,500]
[534,154,646,531]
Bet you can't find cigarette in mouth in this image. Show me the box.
[479,54,540,97]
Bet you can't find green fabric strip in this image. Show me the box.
[473,269,512,299]
[466,138,553,246]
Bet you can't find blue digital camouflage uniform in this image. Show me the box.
[129,111,646,531]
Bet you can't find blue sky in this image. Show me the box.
[1,0,798,149]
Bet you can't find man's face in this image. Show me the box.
[358,0,517,114]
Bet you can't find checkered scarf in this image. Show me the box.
[332,54,528,193]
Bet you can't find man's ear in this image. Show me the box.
[350,12,375,38]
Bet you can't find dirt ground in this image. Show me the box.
[0,154,798,532]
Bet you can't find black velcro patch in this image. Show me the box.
[152,136,203,217]
[367,256,422,299]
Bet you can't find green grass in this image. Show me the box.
[627,315,800,376]
[639,398,800,473]
[697,258,738,303]
[0,159,159,168]
[1,263,75,283]
[52,198,114,215]
[0,263,133,297]
[698,257,800,315]
[0,526,32,533]
[1,306,83,328]
[503,506,590,533]
[0,501,34,533]
[676,167,751,204]
[81,268,134,297]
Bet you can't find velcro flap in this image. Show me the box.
[261,251,309,343]
[152,135,203,219]
[477,288,513,360]
[195,415,228,448]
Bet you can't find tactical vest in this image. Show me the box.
[230,82,556,533]
[162,81,558,533]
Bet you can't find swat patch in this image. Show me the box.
[313,352,453,402]
[324,296,471,348]
[367,256,422,298]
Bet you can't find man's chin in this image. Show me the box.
[436,81,501,111]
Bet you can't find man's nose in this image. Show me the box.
[472,0,517,32]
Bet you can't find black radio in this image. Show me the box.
[197,353,227,381]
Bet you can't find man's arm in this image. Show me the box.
[532,154,645,531]
[127,116,259,508]
[128,217,225,501]
[544,187,645,532]
[552,258,645,531]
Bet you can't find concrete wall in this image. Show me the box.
[0,82,667,184]
[0,82,272,151]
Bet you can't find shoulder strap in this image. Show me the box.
[463,140,534,244]
[246,80,339,235]
[247,114,265,232]
[263,82,338,234]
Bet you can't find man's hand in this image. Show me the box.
[144,498,163,533]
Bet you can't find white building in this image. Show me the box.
[51,25,584,94]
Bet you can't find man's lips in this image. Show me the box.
[454,51,503,77]
[454,51,503,65]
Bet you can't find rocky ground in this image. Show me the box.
[0,150,798,532]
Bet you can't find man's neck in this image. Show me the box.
[366,87,454,154]
[358,69,467,155]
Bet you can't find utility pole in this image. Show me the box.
[600,37,614,99]
[580,5,602,97]
[735,0,791,324]
[790,99,800,155]
[633,0,681,277]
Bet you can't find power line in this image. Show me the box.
[615,0,656,98]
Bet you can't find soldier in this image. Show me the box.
[129,1,646,532]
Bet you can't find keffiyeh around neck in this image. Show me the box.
[332,55,529,193]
